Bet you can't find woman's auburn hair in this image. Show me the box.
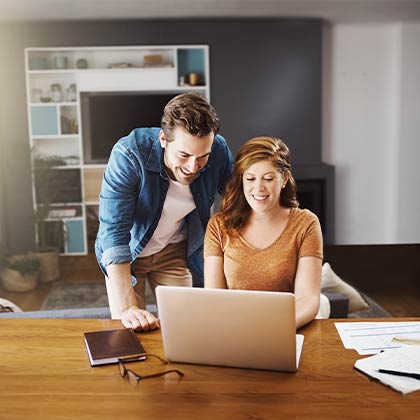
[219,136,299,235]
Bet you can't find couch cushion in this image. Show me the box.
[321,262,369,313]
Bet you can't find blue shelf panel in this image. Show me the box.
[31,106,58,135]
[177,49,206,82]
[65,219,85,253]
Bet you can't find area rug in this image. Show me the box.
[41,281,109,310]
[349,293,392,318]
[41,281,392,318]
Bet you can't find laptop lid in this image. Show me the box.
[156,286,304,372]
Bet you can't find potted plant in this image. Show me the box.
[31,205,62,283]
[30,150,64,283]
[0,254,40,292]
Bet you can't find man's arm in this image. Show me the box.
[105,262,160,331]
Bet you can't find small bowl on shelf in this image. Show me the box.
[40,97,52,103]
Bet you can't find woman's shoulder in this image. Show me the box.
[290,207,320,227]
[208,212,225,230]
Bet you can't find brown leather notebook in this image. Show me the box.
[84,328,145,366]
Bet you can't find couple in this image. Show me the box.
[95,93,324,332]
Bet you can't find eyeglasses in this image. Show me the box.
[118,353,184,387]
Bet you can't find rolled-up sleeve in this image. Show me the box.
[97,142,141,268]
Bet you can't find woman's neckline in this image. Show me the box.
[238,207,296,251]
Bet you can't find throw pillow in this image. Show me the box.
[321,262,369,313]
[315,293,331,319]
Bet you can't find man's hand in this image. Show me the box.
[121,306,160,331]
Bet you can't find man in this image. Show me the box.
[95,93,233,331]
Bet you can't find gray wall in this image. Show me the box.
[0,18,322,253]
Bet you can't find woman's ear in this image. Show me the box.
[282,171,290,188]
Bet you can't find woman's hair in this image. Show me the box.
[161,93,220,141]
[219,136,299,234]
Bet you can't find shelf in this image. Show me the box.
[175,85,208,90]
[28,69,78,74]
[49,202,83,207]
[45,217,84,222]
[82,164,107,169]
[27,47,176,72]
[30,102,78,107]
[28,67,176,74]
[32,135,79,140]
[26,45,209,255]
[46,165,81,170]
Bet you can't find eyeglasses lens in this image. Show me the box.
[127,370,139,387]
[118,361,126,377]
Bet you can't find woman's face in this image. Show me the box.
[242,160,287,214]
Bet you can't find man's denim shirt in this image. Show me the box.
[95,127,234,286]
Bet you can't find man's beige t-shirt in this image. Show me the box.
[204,208,323,292]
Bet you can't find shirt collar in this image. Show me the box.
[145,133,164,173]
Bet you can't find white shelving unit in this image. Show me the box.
[25,45,210,255]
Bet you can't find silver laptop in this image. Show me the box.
[156,286,304,372]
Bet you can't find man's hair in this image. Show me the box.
[219,136,299,235]
[161,93,220,140]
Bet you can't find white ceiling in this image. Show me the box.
[1,0,420,23]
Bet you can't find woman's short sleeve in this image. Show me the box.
[298,211,323,260]
[204,215,225,257]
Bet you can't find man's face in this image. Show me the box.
[160,127,214,185]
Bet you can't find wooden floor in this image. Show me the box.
[1,254,419,316]
[0,254,103,311]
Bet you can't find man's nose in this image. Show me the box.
[186,157,200,172]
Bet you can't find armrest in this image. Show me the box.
[323,292,349,318]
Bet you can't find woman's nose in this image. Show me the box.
[255,180,265,191]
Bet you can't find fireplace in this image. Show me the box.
[294,164,335,244]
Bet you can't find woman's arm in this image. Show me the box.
[294,256,322,329]
[204,256,227,289]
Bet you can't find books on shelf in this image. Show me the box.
[84,328,145,366]
[354,346,420,394]
[48,208,77,218]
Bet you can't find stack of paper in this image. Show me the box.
[334,321,420,355]
[334,321,420,394]
[355,346,420,394]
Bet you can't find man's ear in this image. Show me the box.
[159,130,167,148]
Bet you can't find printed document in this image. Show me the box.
[335,321,420,355]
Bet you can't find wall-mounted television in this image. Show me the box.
[81,91,177,164]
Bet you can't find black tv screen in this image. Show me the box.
[81,92,177,164]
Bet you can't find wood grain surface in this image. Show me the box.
[0,318,419,419]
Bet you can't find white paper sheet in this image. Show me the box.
[355,349,420,394]
[334,321,420,355]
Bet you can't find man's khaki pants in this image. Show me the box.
[116,241,193,312]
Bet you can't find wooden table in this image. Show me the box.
[0,318,419,419]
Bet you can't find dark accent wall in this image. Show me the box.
[0,18,324,253]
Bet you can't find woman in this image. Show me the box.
[204,136,326,329]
